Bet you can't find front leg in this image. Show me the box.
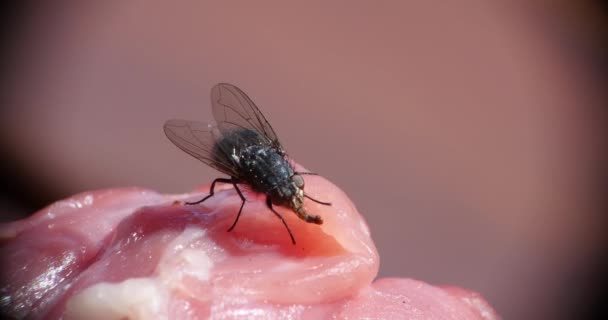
[266,196,296,244]
[294,171,319,176]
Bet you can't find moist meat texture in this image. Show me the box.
[0,178,498,319]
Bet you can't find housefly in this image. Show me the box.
[164,83,331,244]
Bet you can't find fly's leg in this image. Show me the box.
[294,171,319,176]
[304,194,331,206]
[227,183,247,232]
[266,196,296,244]
[292,172,332,206]
[187,178,247,233]
[185,178,233,205]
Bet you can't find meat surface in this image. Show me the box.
[0,174,498,319]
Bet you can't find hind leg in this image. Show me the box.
[185,178,233,205]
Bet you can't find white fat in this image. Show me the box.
[159,248,212,285]
[64,278,167,320]
[157,227,213,286]
[64,226,216,319]
[156,227,214,302]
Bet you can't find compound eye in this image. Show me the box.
[292,174,305,188]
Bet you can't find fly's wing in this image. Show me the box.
[163,119,238,176]
[210,83,280,146]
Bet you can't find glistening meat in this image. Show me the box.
[0,174,498,319]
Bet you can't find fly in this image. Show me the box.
[164,83,331,244]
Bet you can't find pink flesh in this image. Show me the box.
[0,175,498,319]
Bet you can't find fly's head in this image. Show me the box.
[292,172,305,189]
[289,174,304,213]
[290,174,324,224]
[289,174,306,210]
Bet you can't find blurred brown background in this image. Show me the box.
[1,1,606,319]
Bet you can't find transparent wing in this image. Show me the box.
[210,83,280,146]
[163,119,238,176]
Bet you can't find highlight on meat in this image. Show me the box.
[0,172,498,319]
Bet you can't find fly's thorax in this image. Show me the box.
[234,143,299,201]
[212,128,266,166]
